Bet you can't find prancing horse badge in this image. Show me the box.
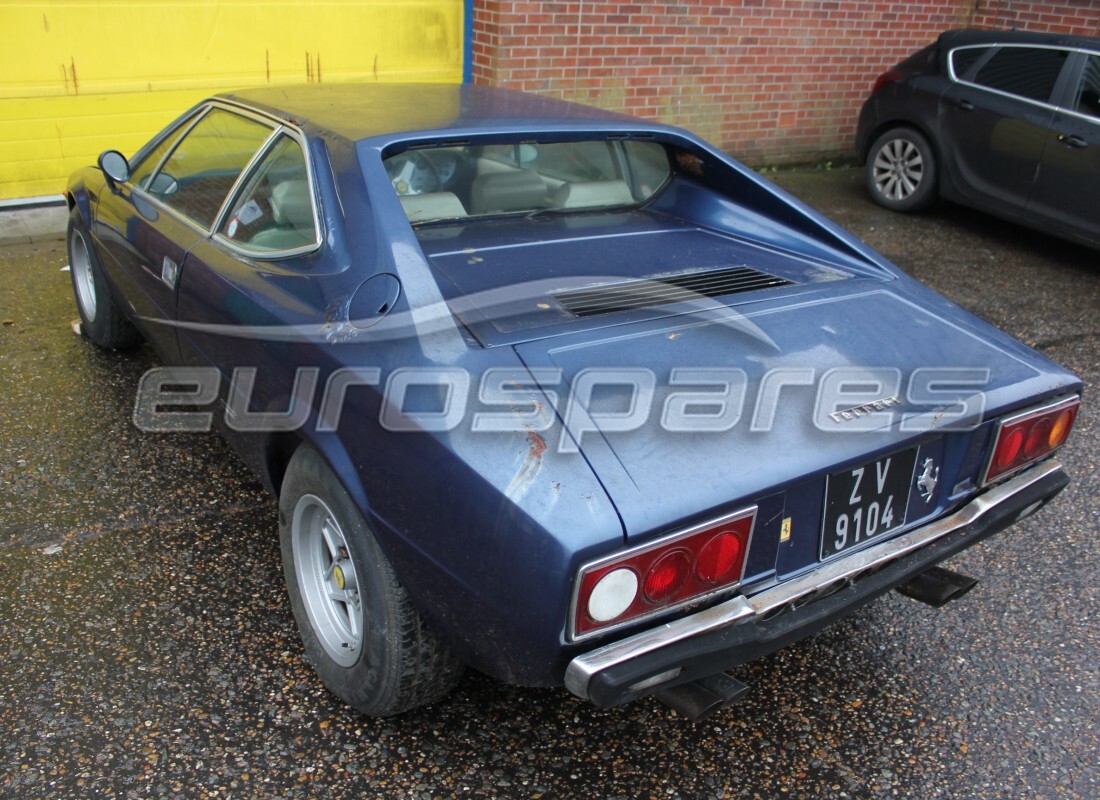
[917,457,940,503]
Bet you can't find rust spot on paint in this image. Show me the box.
[527,431,548,460]
[43,14,50,33]
[266,50,271,83]
[70,57,79,94]
[506,430,548,500]
[373,54,379,80]
[317,54,322,83]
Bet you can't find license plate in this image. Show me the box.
[820,448,918,561]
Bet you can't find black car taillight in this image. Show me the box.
[872,69,904,94]
[570,507,756,641]
[982,396,1079,486]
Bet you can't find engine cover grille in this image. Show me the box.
[552,266,793,318]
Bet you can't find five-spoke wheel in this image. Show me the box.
[278,446,464,716]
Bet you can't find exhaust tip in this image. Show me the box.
[654,673,750,722]
[897,565,978,608]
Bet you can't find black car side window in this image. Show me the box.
[971,46,1069,103]
[145,108,274,230]
[1073,55,1100,119]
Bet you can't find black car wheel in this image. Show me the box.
[279,446,464,716]
[67,208,142,350]
[866,129,937,212]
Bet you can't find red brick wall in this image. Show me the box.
[471,1,1100,164]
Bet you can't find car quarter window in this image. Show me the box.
[143,107,274,230]
[218,133,317,252]
[949,46,991,79]
[1072,54,1100,119]
[971,46,1070,103]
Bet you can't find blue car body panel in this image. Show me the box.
[66,84,1081,690]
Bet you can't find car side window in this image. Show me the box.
[1072,55,1100,119]
[145,107,274,230]
[971,46,1069,103]
[218,134,317,252]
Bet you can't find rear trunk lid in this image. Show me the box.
[512,282,1073,548]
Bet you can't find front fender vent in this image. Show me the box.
[552,265,793,318]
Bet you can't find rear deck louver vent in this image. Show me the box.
[553,266,793,318]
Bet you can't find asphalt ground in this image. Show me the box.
[1,167,1097,799]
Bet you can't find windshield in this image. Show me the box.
[384,139,671,224]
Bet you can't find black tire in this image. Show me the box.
[278,446,464,716]
[67,208,142,350]
[865,128,937,212]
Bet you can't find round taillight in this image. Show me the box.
[1048,409,1074,449]
[996,427,1025,469]
[1024,418,1052,460]
[643,551,691,604]
[586,568,638,623]
[695,532,743,584]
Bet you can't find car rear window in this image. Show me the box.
[971,46,1069,103]
[385,139,671,224]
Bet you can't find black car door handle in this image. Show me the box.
[1057,133,1088,149]
[956,99,974,111]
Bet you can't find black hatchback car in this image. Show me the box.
[856,29,1100,249]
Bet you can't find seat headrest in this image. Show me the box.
[270,179,314,227]
[552,180,635,209]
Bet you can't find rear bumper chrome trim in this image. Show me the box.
[565,460,1063,701]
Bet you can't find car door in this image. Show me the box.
[1027,51,1100,245]
[174,129,326,449]
[92,111,202,359]
[939,45,1071,216]
[94,105,276,361]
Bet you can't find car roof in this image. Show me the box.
[216,83,667,145]
[938,27,1100,52]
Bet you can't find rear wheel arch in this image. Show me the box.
[265,433,371,519]
[263,431,303,499]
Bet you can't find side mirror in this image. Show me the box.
[98,150,130,189]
